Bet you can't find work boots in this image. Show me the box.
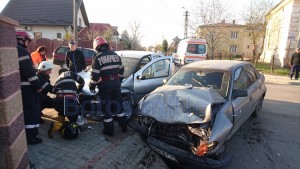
[48,115,64,139]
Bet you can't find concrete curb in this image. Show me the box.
[264,74,300,86]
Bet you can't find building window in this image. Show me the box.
[79,18,82,27]
[230,46,237,52]
[231,32,238,38]
[247,45,250,49]
[57,33,61,39]
[34,32,42,39]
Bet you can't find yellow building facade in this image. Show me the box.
[196,20,264,60]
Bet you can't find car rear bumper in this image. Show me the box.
[146,136,233,169]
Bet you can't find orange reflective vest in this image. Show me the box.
[31,51,47,68]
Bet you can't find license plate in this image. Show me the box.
[150,145,178,162]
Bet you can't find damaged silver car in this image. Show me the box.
[137,60,267,168]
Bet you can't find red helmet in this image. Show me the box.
[16,30,34,42]
[93,36,108,50]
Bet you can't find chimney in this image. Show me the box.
[233,20,236,24]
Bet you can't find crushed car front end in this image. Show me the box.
[136,85,234,168]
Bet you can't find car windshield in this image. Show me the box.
[166,67,230,98]
[121,57,140,78]
[187,44,206,54]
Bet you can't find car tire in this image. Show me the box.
[252,96,264,117]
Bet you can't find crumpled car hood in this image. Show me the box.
[139,85,226,124]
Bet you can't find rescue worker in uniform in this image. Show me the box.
[65,40,86,73]
[89,37,126,137]
[48,70,84,138]
[16,30,43,145]
[37,61,55,123]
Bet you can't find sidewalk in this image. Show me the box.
[264,74,300,86]
[28,110,169,169]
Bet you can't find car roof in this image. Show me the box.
[116,50,163,59]
[185,60,249,71]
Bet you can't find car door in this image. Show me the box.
[243,64,261,114]
[230,66,252,135]
[133,56,173,101]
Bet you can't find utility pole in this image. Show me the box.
[73,0,83,43]
[183,9,189,39]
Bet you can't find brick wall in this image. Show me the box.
[0,14,29,169]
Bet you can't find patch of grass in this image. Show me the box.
[250,61,290,76]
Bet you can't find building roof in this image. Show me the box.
[78,23,119,40]
[199,20,245,28]
[1,0,89,26]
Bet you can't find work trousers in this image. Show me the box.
[53,96,79,123]
[100,86,126,134]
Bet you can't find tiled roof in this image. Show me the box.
[78,23,119,39]
[1,0,89,26]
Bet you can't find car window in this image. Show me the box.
[166,68,229,97]
[137,56,151,71]
[243,64,257,85]
[142,59,171,79]
[187,44,206,54]
[233,67,250,90]
[82,49,95,58]
[56,47,68,54]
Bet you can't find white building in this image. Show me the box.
[261,0,300,67]
[1,0,89,40]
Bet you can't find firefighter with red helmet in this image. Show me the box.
[89,37,126,136]
[16,30,43,145]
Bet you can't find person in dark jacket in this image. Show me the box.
[290,48,300,80]
[48,70,85,138]
[89,37,126,137]
[16,30,43,145]
[65,40,86,73]
[37,61,55,123]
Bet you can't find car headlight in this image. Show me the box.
[192,141,218,156]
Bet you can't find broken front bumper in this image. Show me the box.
[146,136,233,169]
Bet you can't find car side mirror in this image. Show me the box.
[137,75,146,80]
[232,89,248,99]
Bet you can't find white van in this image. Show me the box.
[174,38,207,65]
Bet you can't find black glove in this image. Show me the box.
[89,83,96,94]
[77,84,84,93]
[120,77,124,82]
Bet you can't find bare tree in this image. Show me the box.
[190,0,230,60]
[120,30,131,50]
[241,0,274,66]
[129,20,143,50]
[83,28,114,41]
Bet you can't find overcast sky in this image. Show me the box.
[0,0,281,47]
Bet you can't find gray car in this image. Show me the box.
[136,60,267,168]
[78,50,173,119]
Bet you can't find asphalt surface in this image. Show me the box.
[28,64,300,169]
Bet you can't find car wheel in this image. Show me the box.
[252,96,264,117]
[122,95,134,121]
